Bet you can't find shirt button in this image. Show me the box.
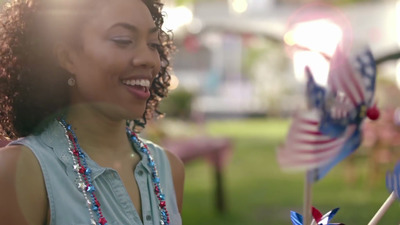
[146,215,152,221]
[137,170,144,176]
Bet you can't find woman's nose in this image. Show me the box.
[131,42,160,69]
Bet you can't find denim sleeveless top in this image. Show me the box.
[10,121,182,225]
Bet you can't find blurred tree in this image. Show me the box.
[159,88,194,120]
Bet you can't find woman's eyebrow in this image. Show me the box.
[109,22,158,34]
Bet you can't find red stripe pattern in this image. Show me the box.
[278,111,356,171]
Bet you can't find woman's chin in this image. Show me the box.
[68,102,146,122]
[111,106,146,121]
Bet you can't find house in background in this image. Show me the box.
[167,0,400,118]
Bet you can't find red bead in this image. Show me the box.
[72,150,79,156]
[154,186,159,192]
[367,106,380,120]
[159,201,166,208]
[95,199,101,207]
[79,167,86,174]
[99,217,107,225]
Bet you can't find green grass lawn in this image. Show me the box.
[180,118,400,224]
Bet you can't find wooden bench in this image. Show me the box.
[162,136,233,213]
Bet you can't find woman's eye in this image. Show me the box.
[149,43,161,50]
[111,38,133,46]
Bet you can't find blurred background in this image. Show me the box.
[150,0,400,224]
[3,0,400,224]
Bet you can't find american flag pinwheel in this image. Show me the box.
[386,161,400,199]
[278,46,379,182]
[369,161,400,225]
[290,207,344,225]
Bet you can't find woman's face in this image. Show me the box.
[65,0,161,120]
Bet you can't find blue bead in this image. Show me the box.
[86,168,92,174]
[87,185,96,192]
[93,205,98,211]
[160,194,165,200]
[153,177,160,183]
[148,161,155,167]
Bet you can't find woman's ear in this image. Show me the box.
[53,42,76,75]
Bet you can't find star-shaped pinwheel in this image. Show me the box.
[386,161,400,198]
[290,207,344,225]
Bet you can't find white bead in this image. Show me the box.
[78,182,86,190]
[73,164,81,171]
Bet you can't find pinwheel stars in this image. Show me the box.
[290,207,344,225]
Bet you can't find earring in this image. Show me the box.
[68,77,75,87]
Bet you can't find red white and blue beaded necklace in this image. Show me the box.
[58,118,170,225]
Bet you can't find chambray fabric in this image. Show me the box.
[10,121,182,225]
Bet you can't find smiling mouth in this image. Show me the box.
[121,79,151,92]
[121,78,152,100]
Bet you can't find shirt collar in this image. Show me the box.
[131,137,153,174]
[39,120,106,179]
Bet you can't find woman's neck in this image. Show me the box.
[64,104,134,157]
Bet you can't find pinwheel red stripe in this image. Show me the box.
[278,111,356,170]
[328,47,366,107]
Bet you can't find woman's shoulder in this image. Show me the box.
[140,138,184,173]
[0,144,39,180]
[0,144,48,225]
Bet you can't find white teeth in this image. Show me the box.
[122,79,150,87]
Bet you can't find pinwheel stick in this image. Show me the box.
[303,171,313,225]
[368,192,396,225]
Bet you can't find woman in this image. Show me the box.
[0,0,184,224]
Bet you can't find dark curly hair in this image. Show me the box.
[0,0,174,139]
